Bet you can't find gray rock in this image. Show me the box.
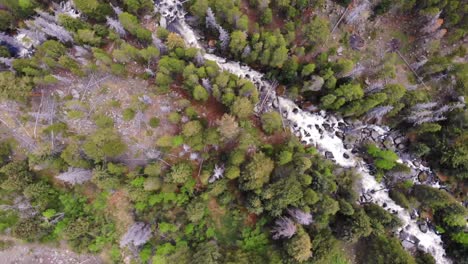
[410,209,419,220]
[394,136,405,145]
[335,131,344,139]
[418,221,428,233]
[302,75,324,92]
[418,172,428,182]
[397,143,406,150]
[371,130,380,140]
[325,151,334,159]
[383,139,394,149]
[402,240,416,250]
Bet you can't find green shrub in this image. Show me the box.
[122,108,136,121]
[149,117,160,128]
[168,112,181,124]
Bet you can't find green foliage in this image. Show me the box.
[231,97,254,119]
[94,115,114,129]
[0,160,33,192]
[0,72,33,101]
[285,227,312,262]
[149,117,160,128]
[168,162,193,184]
[304,16,330,45]
[261,112,282,134]
[61,142,91,168]
[240,152,274,191]
[118,12,152,42]
[193,85,209,102]
[122,108,136,121]
[182,121,203,137]
[123,0,153,14]
[76,29,101,46]
[82,129,127,162]
[366,144,398,172]
[12,217,44,241]
[0,141,11,165]
[362,234,416,264]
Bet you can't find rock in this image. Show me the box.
[418,171,428,182]
[361,193,373,202]
[343,153,350,159]
[325,151,334,159]
[350,34,365,50]
[302,75,324,92]
[344,144,353,150]
[410,209,419,220]
[418,221,428,233]
[337,46,344,56]
[71,89,80,99]
[402,240,416,250]
[383,139,394,149]
[394,136,405,145]
[371,130,380,140]
[397,143,406,150]
[335,131,344,139]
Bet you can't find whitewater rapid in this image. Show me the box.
[155,1,450,263]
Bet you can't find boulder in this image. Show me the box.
[418,221,428,233]
[402,240,416,250]
[302,75,324,92]
[325,151,334,159]
[371,130,380,140]
[335,131,345,139]
[394,136,405,145]
[410,209,419,220]
[418,172,428,182]
[383,139,394,149]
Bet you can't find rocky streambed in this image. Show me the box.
[154,1,452,262]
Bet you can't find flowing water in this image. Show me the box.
[154,1,451,262]
[8,1,451,262]
[2,1,448,262]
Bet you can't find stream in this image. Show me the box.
[2,1,450,263]
[155,1,451,263]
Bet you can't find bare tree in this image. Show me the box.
[120,222,152,248]
[26,15,73,43]
[407,102,465,125]
[365,105,394,124]
[205,7,230,50]
[56,168,92,185]
[218,27,230,50]
[271,217,297,240]
[0,33,25,53]
[209,164,225,183]
[195,51,205,66]
[205,8,218,30]
[106,16,126,37]
[288,208,313,225]
[52,0,81,18]
[152,35,167,54]
[111,3,123,15]
[201,78,212,92]
[242,45,251,58]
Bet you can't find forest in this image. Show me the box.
[0,0,466,263]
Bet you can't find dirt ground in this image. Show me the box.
[0,237,102,264]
